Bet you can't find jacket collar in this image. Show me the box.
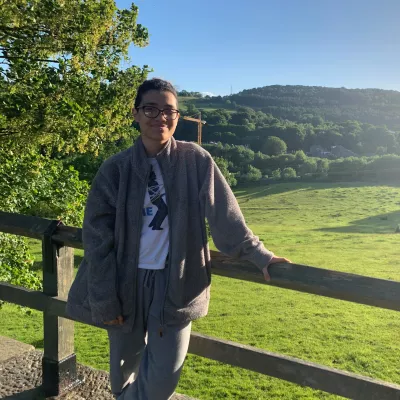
[131,136,178,181]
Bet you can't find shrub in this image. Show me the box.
[282,167,297,179]
[297,159,318,176]
[214,157,237,187]
[262,136,287,156]
[272,169,281,180]
[0,233,41,291]
[239,165,262,183]
[0,151,89,226]
[0,151,88,293]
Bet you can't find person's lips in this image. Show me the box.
[152,124,168,131]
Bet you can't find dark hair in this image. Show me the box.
[134,78,178,109]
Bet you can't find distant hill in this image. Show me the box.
[176,85,400,156]
[195,85,400,129]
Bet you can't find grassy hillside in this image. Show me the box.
[1,182,399,399]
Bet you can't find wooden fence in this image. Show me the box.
[0,211,400,399]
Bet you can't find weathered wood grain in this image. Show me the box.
[210,250,400,312]
[0,282,67,316]
[52,225,83,249]
[0,211,53,240]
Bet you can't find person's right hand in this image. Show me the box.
[104,315,124,326]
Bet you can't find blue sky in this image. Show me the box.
[116,0,400,95]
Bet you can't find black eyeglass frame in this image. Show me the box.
[136,106,180,120]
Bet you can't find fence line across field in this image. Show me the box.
[0,211,399,399]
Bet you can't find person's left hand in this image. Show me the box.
[262,256,292,282]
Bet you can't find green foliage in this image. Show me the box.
[0,151,89,226]
[368,154,400,170]
[0,149,88,293]
[294,150,307,163]
[0,1,150,297]
[204,141,400,184]
[262,136,287,156]
[0,233,41,291]
[66,135,137,182]
[227,85,400,129]
[210,131,237,144]
[178,90,203,98]
[185,103,200,117]
[297,158,317,176]
[0,233,42,311]
[0,0,150,155]
[202,109,231,126]
[203,143,255,173]
[178,87,400,157]
[282,167,297,179]
[361,126,397,154]
[213,157,237,187]
[238,165,262,183]
[316,158,329,175]
[271,169,281,180]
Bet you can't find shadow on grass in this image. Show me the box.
[316,210,400,234]
[234,182,316,200]
[234,181,396,201]
[31,255,84,271]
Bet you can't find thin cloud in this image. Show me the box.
[201,91,216,97]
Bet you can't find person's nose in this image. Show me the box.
[156,111,168,122]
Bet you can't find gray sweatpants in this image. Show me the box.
[107,266,192,400]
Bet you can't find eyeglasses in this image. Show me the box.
[137,106,180,120]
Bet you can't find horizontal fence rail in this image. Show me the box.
[2,211,399,312]
[1,211,400,400]
[2,282,400,400]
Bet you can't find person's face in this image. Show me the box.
[133,90,179,145]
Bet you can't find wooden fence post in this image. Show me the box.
[41,220,81,396]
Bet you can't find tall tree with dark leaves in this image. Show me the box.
[0,0,150,155]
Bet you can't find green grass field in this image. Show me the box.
[1,182,400,399]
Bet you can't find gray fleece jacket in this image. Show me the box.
[66,136,274,332]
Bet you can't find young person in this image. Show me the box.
[66,78,291,399]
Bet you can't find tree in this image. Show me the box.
[228,145,255,168]
[214,157,237,187]
[209,131,237,144]
[0,0,150,154]
[185,103,200,117]
[262,136,287,156]
[0,150,89,226]
[361,125,397,154]
[298,159,317,176]
[315,128,343,149]
[0,149,88,292]
[294,150,307,163]
[316,159,329,175]
[282,167,297,179]
[230,107,255,125]
[205,109,231,125]
[239,165,262,183]
[271,169,281,180]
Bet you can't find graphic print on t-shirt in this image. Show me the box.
[147,165,168,230]
[138,159,169,269]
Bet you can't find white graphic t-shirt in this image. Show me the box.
[138,158,169,269]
